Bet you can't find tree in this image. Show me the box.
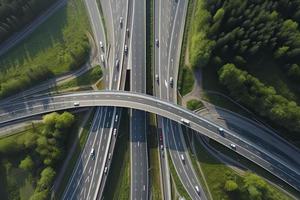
[213,8,225,22]
[190,32,215,69]
[55,112,75,130]
[274,46,289,59]
[37,167,56,191]
[42,112,59,128]
[19,155,34,171]
[224,180,238,192]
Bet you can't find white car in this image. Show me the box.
[104,166,108,174]
[180,154,185,162]
[101,54,105,63]
[115,59,119,68]
[73,102,80,106]
[195,185,200,195]
[124,45,128,54]
[169,77,174,87]
[230,143,236,150]
[90,148,95,159]
[113,128,117,136]
[115,114,119,122]
[181,118,190,125]
[100,41,104,49]
[155,74,159,83]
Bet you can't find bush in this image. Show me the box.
[224,180,238,192]
[19,155,35,171]
[187,99,204,110]
[30,167,56,200]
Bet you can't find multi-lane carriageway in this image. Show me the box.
[0,91,299,193]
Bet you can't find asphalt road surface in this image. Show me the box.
[130,0,148,199]
[1,91,299,192]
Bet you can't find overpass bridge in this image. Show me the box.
[0,90,299,192]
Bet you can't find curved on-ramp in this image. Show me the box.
[0,91,299,192]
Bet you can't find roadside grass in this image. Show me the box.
[52,66,102,92]
[186,99,204,111]
[146,0,154,95]
[177,0,195,97]
[208,140,300,199]
[193,136,243,200]
[167,152,191,200]
[193,135,294,200]
[102,109,130,200]
[178,66,195,96]
[54,109,94,199]
[148,114,162,200]
[0,0,91,98]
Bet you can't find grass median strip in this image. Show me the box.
[148,113,162,200]
[102,109,130,199]
[182,127,212,199]
[167,152,191,200]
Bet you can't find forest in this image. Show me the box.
[190,0,300,136]
[0,0,58,44]
[0,112,75,200]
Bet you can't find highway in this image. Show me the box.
[1,0,300,199]
[1,91,299,192]
[154,0,203,198]
[62,107,114,199]
[61,0,119,198]
[129,0,148,199]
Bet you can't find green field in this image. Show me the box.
[0,0,91,99]
[178,0,195,97]
[193,135,293,200]
[52,66,102,92]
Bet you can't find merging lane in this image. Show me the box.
[1,91,299,192]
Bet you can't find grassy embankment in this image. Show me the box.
[52,66,103,93]
[102,109,130,199]
[177,0,195,96]
[0,0,91,99]
[192,134,294,200]
[167,152,191,200]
